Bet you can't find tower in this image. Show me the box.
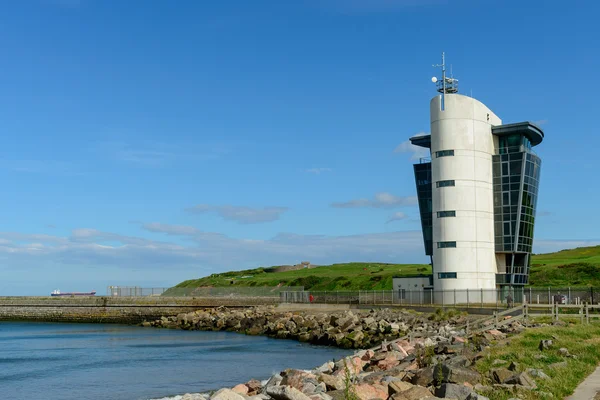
[410,54,544,301]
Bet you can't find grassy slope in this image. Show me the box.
[529,245,600,286]
[173,246,600,290]
[174,262,431,291]
[474,321,600,400]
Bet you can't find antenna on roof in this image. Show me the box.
[432,52,459,110]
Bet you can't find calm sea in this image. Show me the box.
[0,322,350,400]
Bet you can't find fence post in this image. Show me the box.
[467,288,469,309]
[548,287,551,305]
[494,311,498,328]
[442,290,445,308]
[580,304,584,324]
[481,288,483,308]
[586,303,589,324]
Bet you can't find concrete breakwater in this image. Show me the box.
[145,306,467,349]
[0,296,278,323]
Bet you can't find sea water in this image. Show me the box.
[0,322,350,400]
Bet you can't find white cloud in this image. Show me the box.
[394,132,430,161]
[141,223,200,236]
[186,204,288,224]
[387,212,408,223]
[305,168,332,174]
[332,192,417,209]
[0,228,427,271]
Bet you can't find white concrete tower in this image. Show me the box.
[408,54,544,301]
[430,94,501,293]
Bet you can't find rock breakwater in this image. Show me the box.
[161,317,536,400]
[144,306,467,349]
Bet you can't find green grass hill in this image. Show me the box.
[172,245,600,291]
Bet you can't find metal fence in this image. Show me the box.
[280,287,600,308]
[108,286,304,297]
[107,286,169,297]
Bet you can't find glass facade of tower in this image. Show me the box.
[492,134,542,285]
[413,162,433,256]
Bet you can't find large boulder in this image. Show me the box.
[434,363,481,385]
[281,369,322,394]
[434,383,474,400]
[491,368,513,384]
[211,389,247,400]
[412,366,435,386]
[352,384,388,400]
[266,386,313,400]
[504,372,537,389]
[317,373,345,391]
[393,385,437,400]
[388,381,414,395]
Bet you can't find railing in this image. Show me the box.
[107,286,168,297]
[280,287,600,308]
[108,286,304,297]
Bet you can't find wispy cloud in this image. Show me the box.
[0,159,82,176]
[305,167,332,174]
[97,141,230,167]
[141,223,200,236]
[394,131,430,161]
[386,212,408,223]
[332,192,417,209]
[537,211,552,217]
[534,120,548,126]
[186,204,288,224]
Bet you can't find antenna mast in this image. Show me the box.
[432,52,458,110]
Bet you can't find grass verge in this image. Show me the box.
[474,321,600,399]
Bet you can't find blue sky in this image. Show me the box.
[0,0,598,295]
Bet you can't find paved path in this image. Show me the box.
[567,365,600,400]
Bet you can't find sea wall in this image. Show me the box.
[0,296,278,323]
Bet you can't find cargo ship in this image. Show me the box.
[50,289,97,297]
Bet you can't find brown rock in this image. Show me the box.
[486,329,506,340]
[317,373,344,391]
[388,381,414,395]
[411,366,434,386]
[361,350,375,361]
[246,379,262,394]
[352,384,388,400]
[377,355,400,371]
[504,372,537,389]
[397,385,436,400]
[232,384,249,395]
[491,368,513,384]
[281,369,318,392]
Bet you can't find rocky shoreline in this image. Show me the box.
[143,306,556,400]
[143,306,466,349]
